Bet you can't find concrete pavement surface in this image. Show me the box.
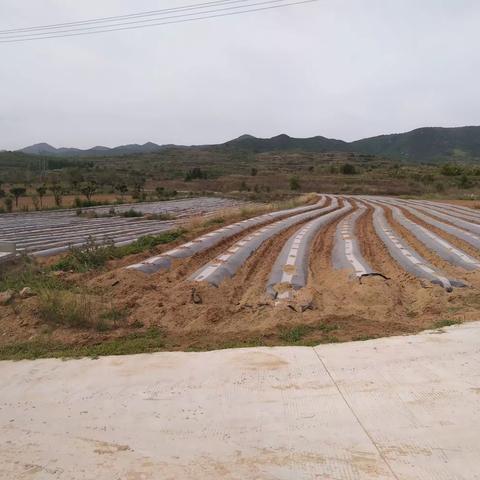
[1,323,480,479]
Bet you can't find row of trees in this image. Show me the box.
[0,184,61,211]
[0,181,134,212]
[0,177,181,212]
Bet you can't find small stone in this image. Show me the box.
[19,287,35,298]
[0,290,15,305]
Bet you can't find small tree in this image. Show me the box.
[80,181,97,202]
[289,176,300,191]
[36,185,47,208]
[10,186,26,207]
[50,183,64,207]
[115,183,128,201]
[250,167,258,176]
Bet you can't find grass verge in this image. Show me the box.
[0,327,165,361]
[433,318,463,329]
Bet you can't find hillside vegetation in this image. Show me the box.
[16,126,480,163]
[1,147,480,214]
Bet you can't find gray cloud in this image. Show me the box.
[1,0,479,150]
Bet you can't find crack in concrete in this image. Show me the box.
[312,347,400,480]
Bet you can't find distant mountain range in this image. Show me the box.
[17,126,480,162]
[19,141,176,157]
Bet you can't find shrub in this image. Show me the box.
[458,174,473,189]
[185,168,207,181]
[289,176,300,190]
[53,236,114,272]
[340,163,357,175]
[52,231,185,272]
[440,163,463,176]
[121,208,143,217]
[73,197,110,208]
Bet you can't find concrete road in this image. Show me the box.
[1,324,480,479]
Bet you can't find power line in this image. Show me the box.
[0,0,252,34]
[0,0,318,43]
[2,0,288,39]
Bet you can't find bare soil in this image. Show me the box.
[12,194,134,212]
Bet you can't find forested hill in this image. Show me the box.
[349,126,480,162]
[222,127,480,162]
[16,126,480,163]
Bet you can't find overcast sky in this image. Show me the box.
[1,0,479,150]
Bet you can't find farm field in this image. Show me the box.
[0,193,479,358]
[0,197,247,257]
[3,3,480,476]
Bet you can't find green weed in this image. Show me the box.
[280,325,310,343]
